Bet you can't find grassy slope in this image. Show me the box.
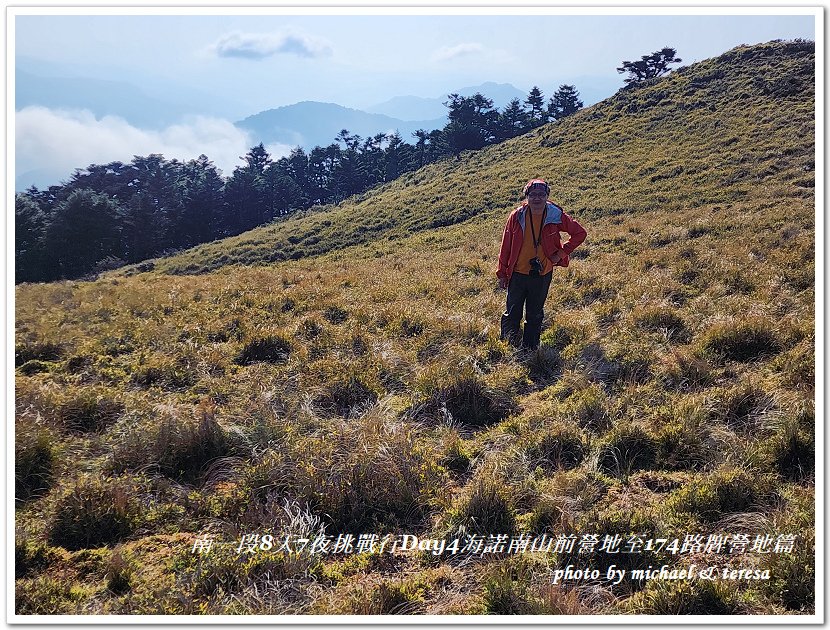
[15,41,815,616]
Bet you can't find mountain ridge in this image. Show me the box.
[365,82,527,120]
[234,100,447,150]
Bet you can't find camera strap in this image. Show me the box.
[528,206,547,256]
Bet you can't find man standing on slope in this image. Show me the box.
[497,178,587,349]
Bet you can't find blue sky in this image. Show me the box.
[15,12,817,113]
[11,8,818,189]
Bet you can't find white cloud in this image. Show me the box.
[430,42,485,63]
[211,30,333,60]
[15,106,292,188]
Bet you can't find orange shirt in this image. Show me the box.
[514,209,554,275]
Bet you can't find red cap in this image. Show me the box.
[522,178,550,197]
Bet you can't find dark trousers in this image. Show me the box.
[500,271,553,349]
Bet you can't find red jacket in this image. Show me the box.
[497,201,587,282]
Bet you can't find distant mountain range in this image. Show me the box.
[16,65,525,143]
[15,62,619,189]
[234,80,627,152]
[235,102,447,152]
[234,83,539,152]
[15,67,237,127]
[365,81,528,120]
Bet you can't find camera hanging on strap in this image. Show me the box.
[528,206,547,277]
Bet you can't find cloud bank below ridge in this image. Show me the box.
[15,106,291,190]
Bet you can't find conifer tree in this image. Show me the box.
[497,98,530,140]
[524,86,547,127]
[617,47,682,85]
[548,85,584,120]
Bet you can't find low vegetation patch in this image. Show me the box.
[234,333,292,365]
[561,383,611,433]
[482,558,542,614]
[632,305,690,342]
[622,579,742,614]
[246,408,448,532]
[413,365,517,428]
[762,417,815,481]
[664,466,776,522]
[15,540,64,580]
[655,348,714,391]
[654,422,709,471]
[52,386,124,433]
[525,423,588,472]
[760,527,814,612]
[15,341,65,366]
[313,372,380,417]
[110,403,234,484]
[699,318,782,363]
[16,423,59,503]
[47,475,148,551]
[447,478,516,536]
[595,424,658,480]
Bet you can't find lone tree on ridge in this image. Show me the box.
[617,47,682,85]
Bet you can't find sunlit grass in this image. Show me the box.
[14,41,815,616]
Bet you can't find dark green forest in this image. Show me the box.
[16,85,584,283]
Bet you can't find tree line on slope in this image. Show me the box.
[16,84,584,283]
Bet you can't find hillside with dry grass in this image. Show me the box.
[15,40,815,617]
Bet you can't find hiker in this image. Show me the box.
[497,178,587,349]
